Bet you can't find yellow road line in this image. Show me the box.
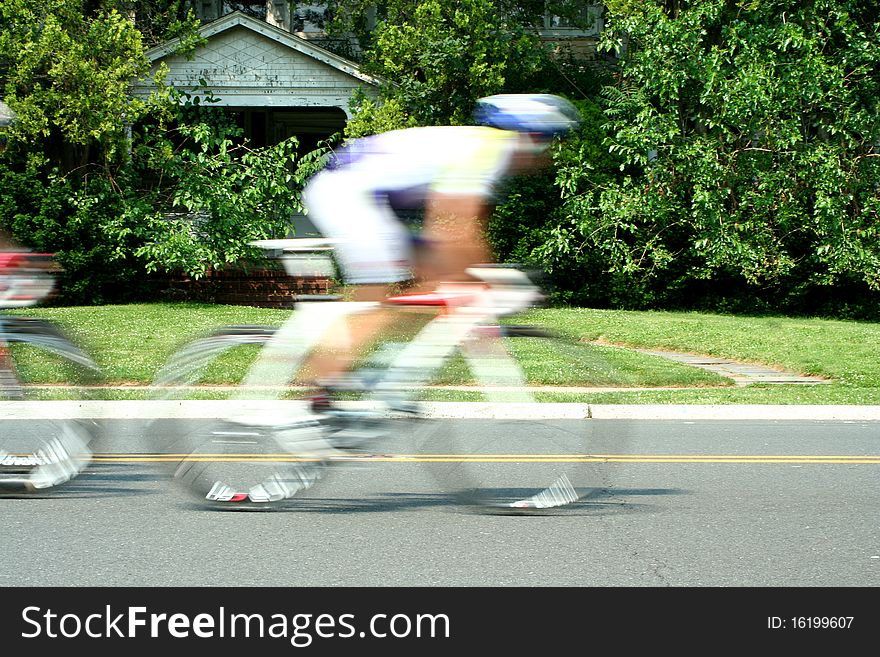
[87,453,880,464]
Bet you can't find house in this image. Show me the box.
[135,2,605,305]
[131,3,606,151]
[130,9,380,159]
[130,8,382,254]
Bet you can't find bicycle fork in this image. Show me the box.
[368,306,534,406]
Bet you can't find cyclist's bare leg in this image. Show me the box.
[303,220,492,387]
[300,283,397,386]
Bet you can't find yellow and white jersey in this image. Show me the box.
[326,125,520,200]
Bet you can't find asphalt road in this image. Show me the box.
[2,415,879,587]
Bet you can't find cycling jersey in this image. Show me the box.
[302,126,520,285]
[327,125,519,198]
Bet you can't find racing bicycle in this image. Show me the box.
[148,239,621,513]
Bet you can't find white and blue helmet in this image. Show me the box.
[473,93,581,137]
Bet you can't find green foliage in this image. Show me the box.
[119,1,206,50]
[7,0,878,320]
[490,97,627,305]
[0,159,146,304]
[560,0,880,313]
[344,1,622,308]
[0,2,323,303]
[0,0,150,165]
[343,89,417,138]
[0,0,153,303]
[344,0,545,134]
[127,89,329,278]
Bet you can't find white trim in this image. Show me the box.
[4,401,880,421]
[144,11,380,87]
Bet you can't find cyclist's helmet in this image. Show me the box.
[473,94,581,137]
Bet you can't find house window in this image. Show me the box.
[198,0,220,22]
[541,2,604,36]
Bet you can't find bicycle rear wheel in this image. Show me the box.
[418,415,615,513]
[149,325,336,509]
[0,316,102,495]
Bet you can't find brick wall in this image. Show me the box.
[157,262,336,308]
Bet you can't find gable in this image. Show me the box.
[130,12,378,113]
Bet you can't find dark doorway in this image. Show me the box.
[232,107,347,154]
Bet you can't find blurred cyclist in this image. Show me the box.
[0,99,58,305]
[300,93,581,401]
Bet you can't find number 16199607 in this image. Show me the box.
[768,617,854,629]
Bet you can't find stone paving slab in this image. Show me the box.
[625,347,832,386]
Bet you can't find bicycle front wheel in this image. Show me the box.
[414,327,628,514]
[0,316,102,495]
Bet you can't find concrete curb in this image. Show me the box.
[2,400,880,421]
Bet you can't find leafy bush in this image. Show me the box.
[562,0,880,315]
[127,91,330,279]
[0,91,329,303]
[0,160,148,304]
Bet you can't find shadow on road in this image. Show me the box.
[164,485,688,516]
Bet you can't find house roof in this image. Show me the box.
[144,11,380,87]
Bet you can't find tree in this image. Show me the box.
[0,0,151,171]
[0,0,320,303]
[549,0,880,314]
[328,2,619,288]
[0,0,155,302]
[340,0,546,135]
[115,0,204,49]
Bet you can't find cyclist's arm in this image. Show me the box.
[420,129,518,283]
[422,193,493,283]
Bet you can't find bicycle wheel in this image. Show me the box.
[149,325,338,509]
[412,326,628,514]
[0,316,102,496]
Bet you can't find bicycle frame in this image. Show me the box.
[239,239,541,410]
[158,239,591,511]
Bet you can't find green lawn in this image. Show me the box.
[7,302,880,404]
